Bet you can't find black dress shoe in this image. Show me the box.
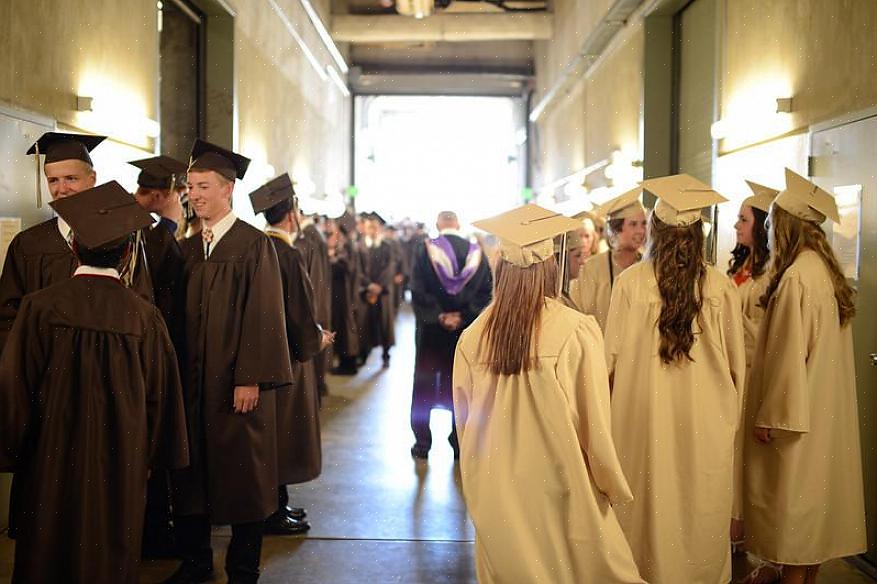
[264,512,311,535]
[162,562,214,584]
[410,445,429,459]
[285,506,307,520]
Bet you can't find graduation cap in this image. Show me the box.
[365,211,387,226]
[187,138,251,182]
[594,186,646,221]
[554,230,584,254]
[743,180,780,213]
[774,168,840,224]
[130,155,189,190]
[27,131,106,166]
[249,173,295,215]
[49,181,153,250]
[473,204,581,268]
[27,132,107,209]
[337,211,357,234]
[643,174,727,227]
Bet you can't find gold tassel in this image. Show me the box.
[34,143,42,209]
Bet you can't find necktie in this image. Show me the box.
[202,227,214,258]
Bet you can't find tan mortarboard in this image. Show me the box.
[743,180,779,213]
[644,174,727,226]
[774,168,840,224]
[572,209,603,230]
[594,186,645,221]
[473,204,581,267]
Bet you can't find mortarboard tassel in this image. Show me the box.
[34,142,42,209]
[558,232,567,298]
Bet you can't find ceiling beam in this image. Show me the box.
[330,13,553,43]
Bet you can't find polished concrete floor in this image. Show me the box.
[0,306,874,582]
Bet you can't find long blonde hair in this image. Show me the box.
[479,256,558,376]
[760,206,856,326]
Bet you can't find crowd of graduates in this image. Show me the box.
[0,129,867,584]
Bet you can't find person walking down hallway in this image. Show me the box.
[409,211,492,460]
[604,175,745,584]
[0,182,188,583]
[167,140,294,584]
[743,170,866,584]
[358,212,398,368]
[453,204,645,584]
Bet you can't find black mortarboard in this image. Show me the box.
[367,211,387,226]
[49,181,153,250]
[27,131,106,165]
[130,155,189,190]
[249,173,296,215]
[187,138,251,181]
[337,211,357,234]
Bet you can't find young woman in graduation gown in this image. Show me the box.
[604,175,746,584]
[726,182,778,580]
[743,170,866,584]
[453,205,645,584]
[569,187,646,330]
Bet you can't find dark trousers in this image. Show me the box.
[277,485,289,512]
[410,333,459,452]
[175,514,264,583]
[142,470,174,555]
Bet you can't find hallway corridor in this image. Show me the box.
[144,306,476,583]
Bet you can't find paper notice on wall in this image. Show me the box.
[832,185,862,280]
[0,217,21,270]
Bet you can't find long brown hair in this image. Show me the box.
[727,206,770,278]
[479,256,558,376]
[645,213,707,364]
[760,206,856,325]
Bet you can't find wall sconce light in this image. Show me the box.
[76,96,94,112]
[775,97,794,113]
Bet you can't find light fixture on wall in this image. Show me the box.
[396,0,434,18]
[775,97,794,113]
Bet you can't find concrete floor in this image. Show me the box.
[0,306,874,583]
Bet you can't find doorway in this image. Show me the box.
[811,111,877,570]
[159,0,205,160]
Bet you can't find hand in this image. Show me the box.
[730,519,744,544]
[320,330,336,351]
[754,427,772,443]
[160,190,184,223]
[234,385,260,414]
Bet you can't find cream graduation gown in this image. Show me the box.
[743,250,866,564]
[604,262,746,584]
[453,298,644,584]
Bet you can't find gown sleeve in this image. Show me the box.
[602,276,631,381]
[142,310,190,470]
[752,272,811,433]
[233,237,294,387]
[452,337,473,445]
[0,236,28,354]
[556,315,634,505]
[718,280,747,519]
[0,296,42,471]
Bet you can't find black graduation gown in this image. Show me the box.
[0,218,154,355]
[142,222,184,337]
[358,240,398,350]
[0,275,188,584]
[296,224,332,329]
[410,234,492,408]
[330,238,360,358]
[267,233,323,485]
[172,220,294,525]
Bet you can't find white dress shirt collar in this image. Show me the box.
[203,211,237,256]
[73,266,121,280]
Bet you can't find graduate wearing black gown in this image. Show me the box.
[0,181,188,583]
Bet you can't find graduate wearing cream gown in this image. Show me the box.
[604,175,746,584]
[743,170,866,566]
[454,204,644,584]
[569,188,645,331]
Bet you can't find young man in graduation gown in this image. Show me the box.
[0,132,157,355]
[0,181,189,584]
[167,140,294,584]
[293,209,332,397]
[358,213,398,367]
[327,212,362,375]
[249,174,332,535]
[409,211,492,459]
[130,154,189,557]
